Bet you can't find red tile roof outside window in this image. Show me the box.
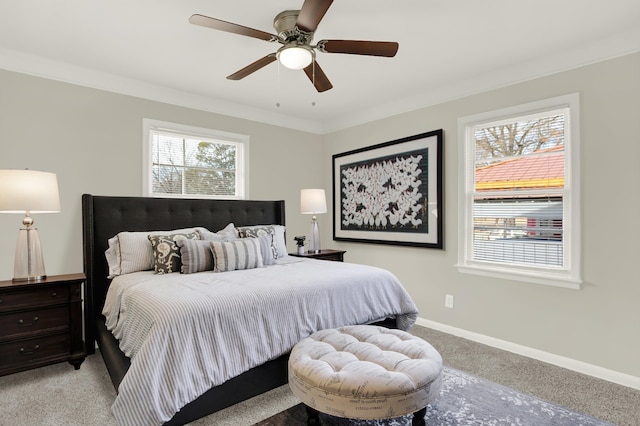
[475,146,564,191]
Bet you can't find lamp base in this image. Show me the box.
[12,275,47,283]
[309,216,321,253]
[13,227,47,282]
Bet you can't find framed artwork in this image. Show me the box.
[332,129,443,249]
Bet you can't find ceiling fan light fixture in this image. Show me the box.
[278,45,313,70]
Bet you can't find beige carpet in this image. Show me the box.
[0,348,298,426]
[0,349,116,425]
[0,325,638,426]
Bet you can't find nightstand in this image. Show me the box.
[289,249,346,262]
[0,273,86,376]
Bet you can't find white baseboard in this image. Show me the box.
[416,317,640,391]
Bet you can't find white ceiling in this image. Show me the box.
[1,1,639,133]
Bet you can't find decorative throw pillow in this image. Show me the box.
[237,225,287,258]
[176,239,216,274]
[148,232,199,274]
[210,238,263,273]
[255,234,275,266]
[198,223,238,241]
[105,227,202,277]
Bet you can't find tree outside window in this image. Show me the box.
[143,119,247,200]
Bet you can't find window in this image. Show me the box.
[457,94,581,288]
[143,119,248,199]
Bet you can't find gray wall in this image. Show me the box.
[323,52,640,379]
[0,69,323,277]
[1,52,638,381]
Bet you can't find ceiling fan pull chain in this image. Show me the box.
[276,60,281,108]
[311,60,316,107]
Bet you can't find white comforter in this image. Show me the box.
[102,256,418,426]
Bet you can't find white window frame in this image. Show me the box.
[142,119,249,199]
[456,93,581,289]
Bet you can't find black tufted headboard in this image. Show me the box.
[81,194,285,354]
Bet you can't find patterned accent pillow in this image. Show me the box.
[176,239,216,274]
[148,232,199,274]
[105,227,202,277]
[210,238,264,273]
[237,225,286,258]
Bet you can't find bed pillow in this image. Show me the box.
[255,234,275,266]
[149,232,199,274]
[105,235,122,278]
[176,239,216,274]
[210,238,264,273]
[198,223,238,241]
[105,227,202,277]
[236,225,287,259]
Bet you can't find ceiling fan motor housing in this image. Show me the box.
[273,10,313,44]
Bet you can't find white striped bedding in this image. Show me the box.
[102,256,419,426]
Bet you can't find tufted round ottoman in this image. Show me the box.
[288,325,443,426]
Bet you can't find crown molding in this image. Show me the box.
[322,26,640,133]
[0,47,323,134]
[2,25,639,135]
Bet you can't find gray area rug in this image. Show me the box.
[256,367,613,426]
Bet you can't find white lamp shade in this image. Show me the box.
[301,189,327,214]
[278,46,313,70]
[0,169,61,213]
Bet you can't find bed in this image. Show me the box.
[82,194,418,426]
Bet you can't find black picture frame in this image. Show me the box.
[332,130,443,249]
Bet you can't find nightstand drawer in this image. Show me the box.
[0,333,70,372]
[0,306,69,338]
[0,285,70,312]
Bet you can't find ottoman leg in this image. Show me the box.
[305,405,321,426]
[411,407,427,426]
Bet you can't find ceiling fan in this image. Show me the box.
[189,0,399,92]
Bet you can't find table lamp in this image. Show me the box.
[300,189,327,253]
[0,169,61,282]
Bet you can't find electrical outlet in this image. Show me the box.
[445,294,454,309]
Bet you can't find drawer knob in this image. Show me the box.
[19,345,41,355]
[18,317,39,326]
[51,292,57,297]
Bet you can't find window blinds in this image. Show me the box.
[151,130,237,197]
[469,109,567,268]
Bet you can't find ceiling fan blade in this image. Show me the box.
[189,14,278,42]
[227,54,277,80]
[303,60,333,92]
[317,40,399,57]
[296,0,333,33]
